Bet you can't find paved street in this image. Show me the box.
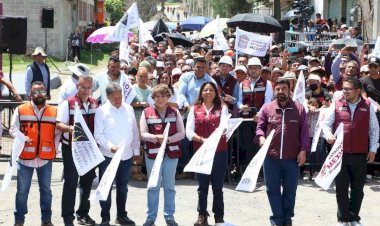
[0,162,379,226]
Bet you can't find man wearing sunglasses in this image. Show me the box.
[10,81,59,226]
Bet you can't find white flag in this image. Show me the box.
[147,123,170,189]
[292,70,309,113]
[234,28,272,57]
[315,123,344,190]
[120,74,136,104]
[236,130,275,192]
[310,108,329,152]
[119,41,131,63]
[72,102,105,176]
[184,114,231,175]
[139,19,155,47]
[1,130,26,192]
[213,15,229,51]
[226,118,244,141]
[90,142,126,201]
[105,3,140,42]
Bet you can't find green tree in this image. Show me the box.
[104,0,126,22]
[211,0,253,18]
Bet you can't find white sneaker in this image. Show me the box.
[350,221,363,226]
[336,221,349,226]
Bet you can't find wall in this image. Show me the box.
[2,0,93,60]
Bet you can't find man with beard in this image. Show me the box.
[237,57,273,165]
[256,79,309,226]
[323,77,379,226]
[10,81,59,226]
[212,56,237,111]
[93,57,133,105]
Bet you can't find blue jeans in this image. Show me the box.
[145,156,178,221]
[98,157,132,221]
[14,161,52,223]
[197,151,228,219]
[263,157,299,226]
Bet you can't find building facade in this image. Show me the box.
[2,0,95,59]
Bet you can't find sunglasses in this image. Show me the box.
[32,90,47,96]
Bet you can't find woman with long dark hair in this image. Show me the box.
[147,72,182,109]
[186,82,229,226]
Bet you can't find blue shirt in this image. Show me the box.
[178,72,216,107]
[25,62,49,96]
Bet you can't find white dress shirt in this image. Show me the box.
[94,102,140,160]
[58,76,79,104]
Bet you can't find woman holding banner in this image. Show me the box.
[186,82,229,226]
[140,84,185,226]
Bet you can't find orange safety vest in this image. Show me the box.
[18,103,57,160]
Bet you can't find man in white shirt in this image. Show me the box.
[58,63,90,104]
[94,83,141,226]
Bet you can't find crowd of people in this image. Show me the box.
[0,12,379,226]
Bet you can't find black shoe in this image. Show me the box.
[64,223,74,226]
[77,215,96,226]
[99,220,110,226]
[115,215,136,226]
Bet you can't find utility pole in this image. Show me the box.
[273,0,281,20]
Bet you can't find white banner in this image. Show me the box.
[120,74,136,104]
[235,28,272,57]
[315,123,344,190]
[90,142,126,201]
[368,97,380,112]
[147,123,170,189]
[292,71,309,113]
[72,103,105,176]
[213,15,229,51]
[139,19,155,46]
[1,130,26,192]
[310,108,329,152]
[184,114,231,175]
[119,41,131,63]
[236,130,275,192]
[226,118,244,141]
[105,3,139,42]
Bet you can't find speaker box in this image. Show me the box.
[41,8,54,28]
[0,16,27,54]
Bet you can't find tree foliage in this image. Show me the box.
[104,0,126,22]
[211,0,253,18]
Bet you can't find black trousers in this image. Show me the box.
[61,143,96,223]
[71,46,80,61]
[335,153,367,222]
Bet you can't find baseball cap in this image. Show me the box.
[247,57,262,67]
[360,65,369,72]
[297,65,308,71]
[307,74,322,82]
[171,68,182,76]
[341,24,348,29]
[308,57,320,64]
[218,56,233,66]
[234,65,247,74]
[368,56,380,66]
[272,67,284,76]
[262,66,272,72]
[282,71,296,80]
[156,61,165,68]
